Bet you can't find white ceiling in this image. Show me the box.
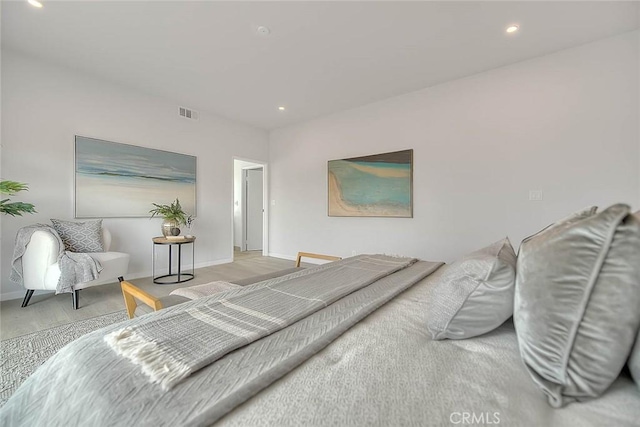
[2,1,639,130]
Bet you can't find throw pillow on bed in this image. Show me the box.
[514,204,640,408]
[426,237,517,340]
[51,219,104,252]
[629,330,640,389]
[628,209,640,389]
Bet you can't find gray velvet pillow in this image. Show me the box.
[630,209,640,388]
[514,204,640,407]
[51,219,104,252]
[630,330,640,388]
[518,206,598,246]
[426,237,516,340]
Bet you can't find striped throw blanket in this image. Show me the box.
[105,254,417,390]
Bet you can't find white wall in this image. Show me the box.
[268,31,640,263]
[1,49,269,300]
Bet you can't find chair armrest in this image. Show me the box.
[120,278,163,319]
[295,252,342,267]
[22,230,61,290]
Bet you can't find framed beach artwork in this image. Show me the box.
[328,149,413,218]
[75,136,196,218]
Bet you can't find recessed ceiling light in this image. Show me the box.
[506,25,519,34]
[257,26,271,37]
[28,0,43,7]
[278,106,286,111]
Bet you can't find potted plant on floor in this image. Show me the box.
[149,198,188,237]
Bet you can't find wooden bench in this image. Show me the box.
[295,251,341,267]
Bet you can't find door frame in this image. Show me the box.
[232,157,268,257]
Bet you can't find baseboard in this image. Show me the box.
[0,259,235,302]
[268,252,296,261]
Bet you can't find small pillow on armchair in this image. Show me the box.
[51,219,104,252]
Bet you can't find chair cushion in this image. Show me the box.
[74,252,130,289]
[51,219,104,252]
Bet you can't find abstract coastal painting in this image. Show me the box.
[75,136,196,218]
[328,149,413,217]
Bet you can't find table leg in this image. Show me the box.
[152,239,195,285]
[178,244,182,282]
[152,244,156,282]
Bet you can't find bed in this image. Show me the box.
[221,264,640,426]
[2,206,640,426]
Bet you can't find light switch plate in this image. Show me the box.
[529,190,543,201]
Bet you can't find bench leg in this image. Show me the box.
[72,290,80,310]
[21,290,34,308]
[119,277,163,319]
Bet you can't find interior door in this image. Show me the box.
[244,168,263,251]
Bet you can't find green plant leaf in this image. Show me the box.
[0,180,29,195]
[0,201,36,216]
[0,180,36,216]
[149,198,188,225]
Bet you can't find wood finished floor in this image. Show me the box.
[0,251,295,340]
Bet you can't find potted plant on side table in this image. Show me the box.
[149,198,189,237]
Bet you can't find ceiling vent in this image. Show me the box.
[178,106,199,121]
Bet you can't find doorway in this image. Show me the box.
[233,158,267,259]
[244,167,263,251]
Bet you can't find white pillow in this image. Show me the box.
[426,238,517,340]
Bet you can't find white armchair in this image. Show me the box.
[20,227,130,309]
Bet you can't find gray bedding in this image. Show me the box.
[221,265,640,426]
[0,259,441,426]
[106,255,420,390]
[2,261,639,426]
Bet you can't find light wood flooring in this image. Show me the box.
[0,251,294,340]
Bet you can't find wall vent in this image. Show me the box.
[178,106,199,121]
